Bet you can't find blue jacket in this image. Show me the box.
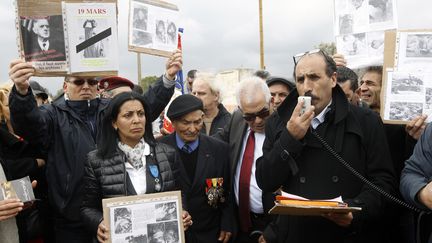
[400,124,432,210]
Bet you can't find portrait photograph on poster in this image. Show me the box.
[62,1,119,74]
[334,0,397,68]
[128,0,179,57]
[20,15,66,62]
[81,19,107,59]
[15,0,69,75]
[132,5,148,31]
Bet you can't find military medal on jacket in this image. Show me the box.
[206,177,225,208]
[149,164,161,192]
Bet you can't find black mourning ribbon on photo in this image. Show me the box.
[76,27,112,53]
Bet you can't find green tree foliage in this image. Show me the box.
[140,75,158,90]
[316,42,336,56]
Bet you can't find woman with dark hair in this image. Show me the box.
[81,92,192,243]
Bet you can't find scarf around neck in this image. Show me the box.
[118,138,149,170]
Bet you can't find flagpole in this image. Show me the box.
[259,0,265,70]
[137,53,142,83]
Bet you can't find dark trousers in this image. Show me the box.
[54,217,93,243]
[235,212,272,243]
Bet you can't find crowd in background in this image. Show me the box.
[1,47,432,243]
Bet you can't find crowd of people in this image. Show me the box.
[1,46,432,243]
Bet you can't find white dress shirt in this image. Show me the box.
[311,100,332,129]
[234,128,265,214]
[38,39,49,51]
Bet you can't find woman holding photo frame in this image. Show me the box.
[80,92,192,242]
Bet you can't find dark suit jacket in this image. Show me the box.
[160,134,234,243]
[25,36,66,62]
[214,110,275,215]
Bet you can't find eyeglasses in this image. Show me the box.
[242,107,270,122]
[67,79,99,86]
[293,49,333,66]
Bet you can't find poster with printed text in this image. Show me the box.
[102,191,185,243]
[15,0,68,75]
[62,2,119,74]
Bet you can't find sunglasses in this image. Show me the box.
[68,79,99,86]
[242,107,270,122]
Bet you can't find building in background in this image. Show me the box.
[216,68,254,112]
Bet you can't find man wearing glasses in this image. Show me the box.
[7,50,182,243]
[214,77,274,243]
[256,50,396,242]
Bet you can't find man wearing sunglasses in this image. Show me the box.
[7,49,182,243]
[255,50,396,243]
[214,77,275,243]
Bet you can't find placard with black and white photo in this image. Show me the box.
[336,31,384,67]
[102,191,185,243]
[62,2,119,74]
[334,0,397,68]
[18,14,68,73]
[382,70,432,124]
[334,0,397,36]
[128,0,179,57]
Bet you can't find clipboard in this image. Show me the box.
[269,202,362,216]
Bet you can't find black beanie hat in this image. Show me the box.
[167,94,203,120]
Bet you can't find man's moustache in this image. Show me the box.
[304,91,318,100]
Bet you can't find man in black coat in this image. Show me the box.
[255,50,396,243]
[160,94,233,243]
[8,50,182,243]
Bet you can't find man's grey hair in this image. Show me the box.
[193,72,223,103]
[236,76,271,109]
